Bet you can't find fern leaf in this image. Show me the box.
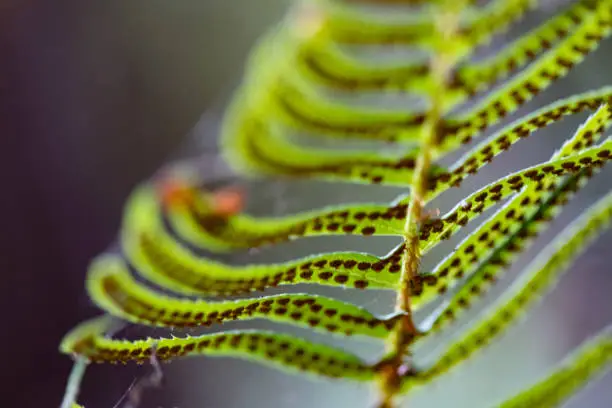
[61,316,375,380]
[406,188,612,388]
[88,254,401,338]
[130,142,610,299]
[217,0,612,203]
[498,327,612,408]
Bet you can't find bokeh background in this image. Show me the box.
[2,1,611,407]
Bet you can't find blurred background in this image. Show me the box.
[1,1,611,407]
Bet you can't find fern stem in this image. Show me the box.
[60,357,88,408]
[376,4,464,407]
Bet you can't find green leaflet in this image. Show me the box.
[460,0,537,52]
[121,186,402,294]
[288,34,433,93]
[556,103,612,156]
[89,254,401,338]
[61,316,375,381]
[304,2,438,48]
[405,189,612,390]
[265,78,426,142]
[498,326,612,408]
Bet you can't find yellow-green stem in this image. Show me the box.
[60,357,88,408]
[375,5,463,407]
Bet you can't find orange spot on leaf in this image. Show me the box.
[158,178,195,208]
[211,187,245,217]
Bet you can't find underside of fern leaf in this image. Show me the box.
[60,1,612,407]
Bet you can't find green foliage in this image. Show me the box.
[61,1,612,407]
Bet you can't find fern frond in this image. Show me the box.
[60,0,612,406]
[406,188,612,388]
[498,326,612,408]
[61,316,375,380]
[88,255,400,338]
